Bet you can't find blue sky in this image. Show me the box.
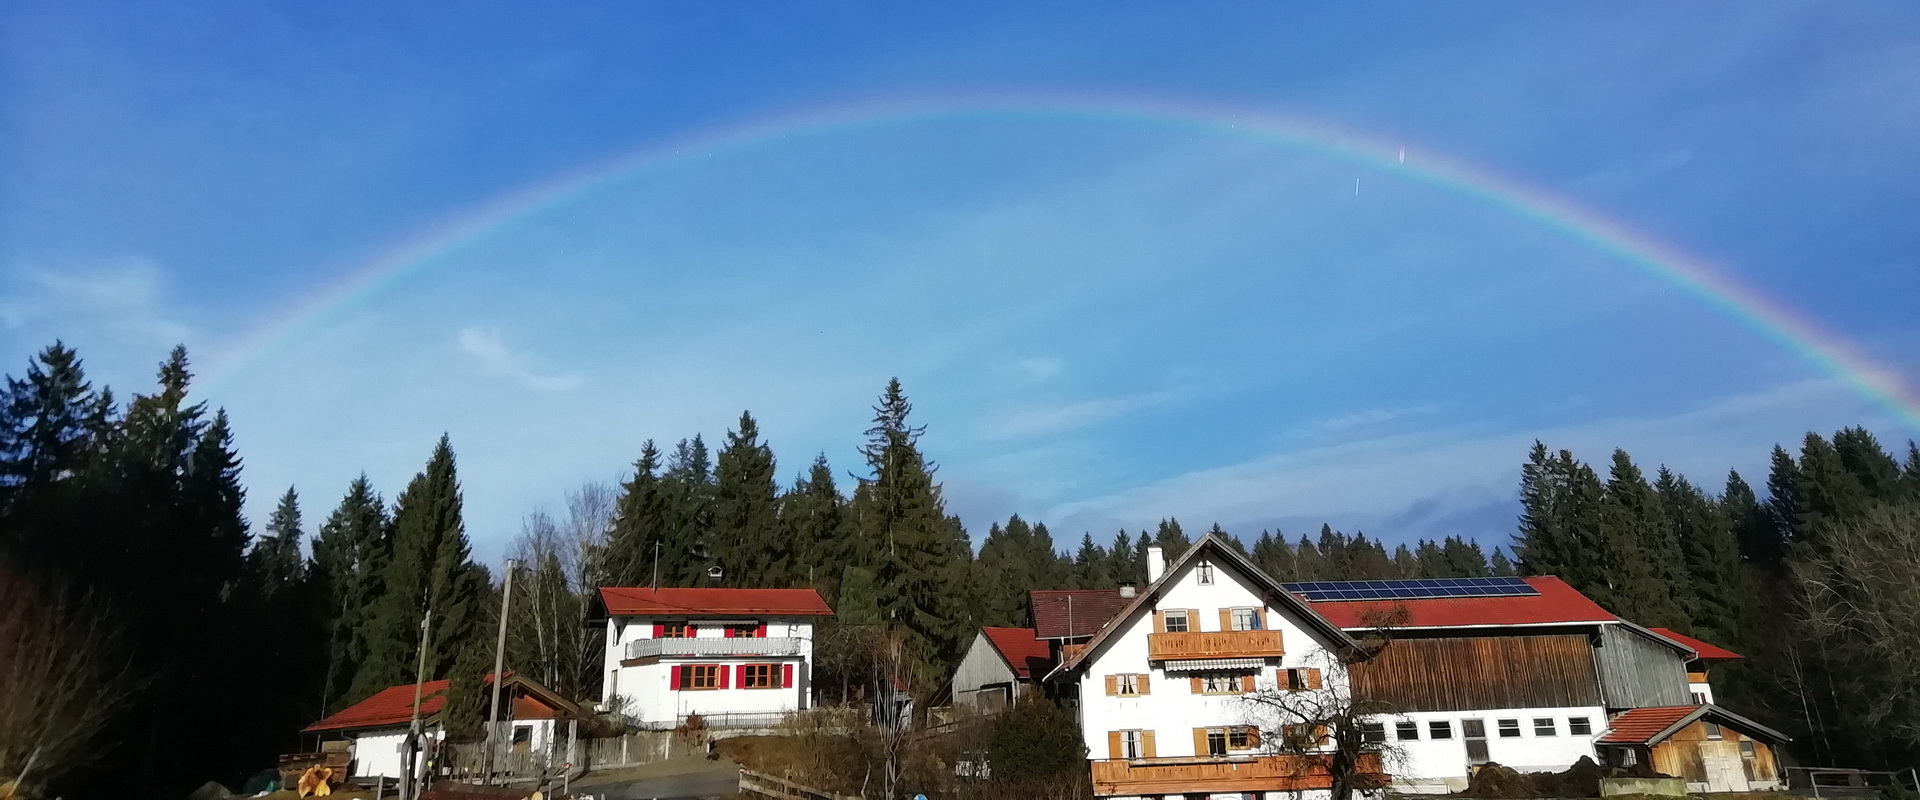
[5,2,1919,563]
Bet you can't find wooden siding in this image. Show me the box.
[1595,625,1692,708]
[950,632,1019,706]
[1147,630,1285,660]
[1648,721,1779,784]
[1090,753,1381,796]
[1348,634,1602,712]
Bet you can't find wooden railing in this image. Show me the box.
[1091,752,1381,796]
[739,768,861,800]
[1148,630,1284,660]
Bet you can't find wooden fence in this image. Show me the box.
[738,768,861,800]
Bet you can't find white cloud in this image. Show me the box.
[993,388,1182,438]
[0,261,192,346]
[456,327,582,391]
[1296,405,1440,436]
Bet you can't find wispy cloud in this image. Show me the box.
[1296,405,1440,436]
[456,327,583,391]
[993,388,1182,437]
[0,261,192,346]
[1015,357,1063,380]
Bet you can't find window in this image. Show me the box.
[1121,730,1143,759]
[1117,674,1143,696]
[1497,718,1521,738]
[1705,723,1724,740]
[1739,741,1765,781]
[1396,721,1420,741]
[682,664,720,689]
[1283,724,1331,748]
[1228,726,1257,749]
[1429,720,1454,739]
[1463,719,1489,765]
[1691,691,1708,704]
[1163,610,1191,633]
[1284,668,1313,690]
[1534,718,1557,737]
[1230,607,1263,631]
[1201,674,1240,694]
[1197,563,1215,585]
[741,664,778,689]
[1206,728,1228,756]
[726,623,763,638]
[1360,722,1387,744]
[1569,717,1592,736]
[660,621,691,638]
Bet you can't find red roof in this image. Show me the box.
[1648,627,1743,660]
[1305,576,1616,629]
[303,677,464,732]
[599,587,832,617]
[1598,706,1700,744]
[981,627,1052,679]
[1031,589,1133,639]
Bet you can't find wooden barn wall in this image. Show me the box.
[1595,625,1692,708]
[1349,634,1602,712]
[950,633,1018,703]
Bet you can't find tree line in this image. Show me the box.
[1512,431,1920,769]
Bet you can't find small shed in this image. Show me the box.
[1596,704,1788,793]
[949,627,1051,711]
[301,673,580,780]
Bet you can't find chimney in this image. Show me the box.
[1119,583,1137,599]
[1146,545,1166,584]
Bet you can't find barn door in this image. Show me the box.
[1700,741,1745,792]
[1462,719,1490,766]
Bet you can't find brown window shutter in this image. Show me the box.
[1138,674,1150,695]
[1219,608,1233,631]
[1105,675,1118,696]
[1190,676,1203,693]
[1142,731,1157,757]
[1307,668,1323,689]
[1240,674,1256,693]
[1314,724,1331,745]
[1108,731,1123,759]
[1257,608,1269,629]
[1278,668,1294,690]
[1193,728,1208,756]
[1247,726,1262,747]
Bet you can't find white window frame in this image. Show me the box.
[1196,563,1215,585]
[1534,718,1557,737]
[1429,720,1454,739]
[1569,717,1593,736]
[1164,610,1191,633]
[1230,607,1263,631]
[1395,720,1420,740]
[1117,674,1141,696]
[1121,729,1143,759]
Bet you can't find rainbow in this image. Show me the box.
[205,94,1920,430]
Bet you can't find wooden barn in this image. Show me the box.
[1595,704,1788,793]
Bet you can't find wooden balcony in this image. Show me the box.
[1148,630,1284,660]
[1091,752,1381,796]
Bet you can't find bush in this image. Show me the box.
[987,697,1087,782]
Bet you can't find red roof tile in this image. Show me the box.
[304,677,461,732]
[1598,706,1703,744]
[981,627,1052,679]
[1647,627,1743,660]
[1031,589,1133,639]
[1305,576,1616,629]
[599,587,832,617]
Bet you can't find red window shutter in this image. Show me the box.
[686,623,698,637]
[718,665,731,689]
[756,622,768,638]
[736,666,748,689]
[652,623,664,638]
[670,666,682,690]
[782,664,795,688]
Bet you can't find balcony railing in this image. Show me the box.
[1091,753,1381,796]
[1147,630,1284,660]
[625,636,804,660]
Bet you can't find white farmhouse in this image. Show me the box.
[596,587,833,730]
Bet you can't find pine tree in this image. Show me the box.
[310,475,392,711]
[1154,518,1192,560]
[1722,470,1782,568]
[1414,539,1447,577]
[851,379,965,684]
[604,442,667,586]
[1317,525,1350,579]
[660,436,716,584]
[1764,444,1806,548]
[1792,433,1869,552]
[1831,426,1902,501]
[1440,536,1490,577]
[1901,442,1920,500]
[1346,533,1394,578]
[353,435,486,699]
[440,637,493,743]
[1108,530,1140,585]
[1293,534,1324,580]
[782,453,849,594]
[1390,544,1416,578]
[1489,548,1516,576]
[1253,530,1297,580]
[0,342,110,492]
[1657,468,1746,646]
[1073,532,1112,588]
[249,486,306,598]
[711,412,783,586]
[1602,450,1690,628]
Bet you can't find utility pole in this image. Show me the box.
[401,611,433,800]
[482,558,519,785]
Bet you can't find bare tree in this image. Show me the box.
[1792,502,1920,756]
[1241,608,1408,800]
[506,481,616,701]
[0,568,136,795]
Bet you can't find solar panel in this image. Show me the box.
[1282,576,1537,602]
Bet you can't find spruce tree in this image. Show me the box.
[782,453,849,594]
[1073,532,1112,588]
[1253,530,1296,580]
[1488,548,1516,576]
[1153,518,1192,560]
[1293,534,1324,580]
[1831,426,1901,501]
[711,412,783,586]
[660,436,715,584]
[1602,450,1690,628]
[1657,468,1746,646]
[1722,470,1782,568]
[1440,536,1490,577]
[249,486,306,598]
[604,442,667,586]
[310,475,392,711]
[1108,530,1140,585]
[1317,525,1350,578]
[1764,444,1806,547]
[0,342,109,491]
[1792,433,1868,552]
[1414,539,1447,577]
[1901,442,1920,500]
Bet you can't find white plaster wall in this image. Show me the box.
[351,727,443,780]
[1077,554,1350,760]
[603,616,816,725]
[1375,706,1606,791]
[1689,681,1714,704]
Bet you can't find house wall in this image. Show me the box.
[1350,634,1603,711]
[951,632,1021,709]
[1594,626,1691,709]
[1380,706,1607,792]
[1077,552,1350,764]
[1649,720,1781,792]
[602,615,815,726]
[350,726,443,780]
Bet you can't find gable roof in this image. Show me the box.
[302,673,578,733]
[598,587,833,617]
[1597,704,1788,745]
[1030,589,1133,639]
[1051,533,1360,679]
[1303,576,1617,629]
[981,627,1052,679]
[1648,627,1743,660]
